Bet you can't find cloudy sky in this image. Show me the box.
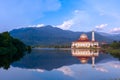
[0,0,120,33]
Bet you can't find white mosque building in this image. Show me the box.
[71,31,99,48]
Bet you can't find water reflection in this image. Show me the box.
[72,49,99,67]
[12,49,80,70]
[0,49,120,80]
[0,52,25,70]
[12,49,118,70]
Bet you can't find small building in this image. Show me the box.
[71,31,99,48]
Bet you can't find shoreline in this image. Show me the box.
[32,47,100,50]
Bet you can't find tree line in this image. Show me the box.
[101,41,120,60]
[0,32,31,69]
[0,32,31,55]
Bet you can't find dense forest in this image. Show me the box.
[0,32,27,55]
[102,41,120,59]
[0,32,31,69]
[102,41,120,49]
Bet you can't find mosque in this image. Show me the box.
[71,31,99,48]
[71,49,99,67]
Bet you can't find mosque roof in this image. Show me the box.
[76,57,90,64]
[76,34,90,42]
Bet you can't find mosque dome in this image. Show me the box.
[78,57,89,64]
[78,34,89,41]
[80,34,88,39]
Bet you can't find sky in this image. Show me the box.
[0,0,120,33]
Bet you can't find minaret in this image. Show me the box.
[92,56,95,68]
[92,30,95,41]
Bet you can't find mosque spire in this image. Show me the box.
[92,56,95,68]
[92,30,95,41]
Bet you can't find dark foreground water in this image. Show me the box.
[0,48,120,80]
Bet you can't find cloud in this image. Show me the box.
[56,20,74,30]
[56,1,120,31]
[95,66,108,72]
[109,61,120,69]
[56,10,90,30]
[110,27,120,34]
[13,67,45,73]
[95,24,108,30]
[0,0,61,32]
[84,0,120,17]
[55,66,74,76]
[28,24,45,27]
[28,69,44,73]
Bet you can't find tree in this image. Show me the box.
[0,32,30,70]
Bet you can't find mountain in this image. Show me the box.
[98,32,120,41]
[10,25,117,46]
[112,34,120,40]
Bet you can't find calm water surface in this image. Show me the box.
[0,48,120,80]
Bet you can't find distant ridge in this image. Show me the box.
[10,25,119,46]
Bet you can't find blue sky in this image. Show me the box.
[0,0,120,33]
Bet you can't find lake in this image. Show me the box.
[0,48,120,80]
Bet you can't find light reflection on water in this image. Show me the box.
[71,49,99,68]
[0,48,120,80]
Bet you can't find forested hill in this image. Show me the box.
[10,25,117,46]
[0,32,26,55]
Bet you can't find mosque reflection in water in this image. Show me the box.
[71,49,99,67]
